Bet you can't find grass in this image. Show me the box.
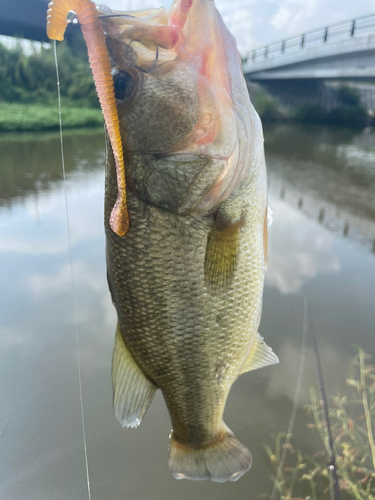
[265,349,375,500]
[251,86,283,121]
[0,102,103,132]
[0,35,99,109]
[293,104,369,128]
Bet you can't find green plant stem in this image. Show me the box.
[360,350,375,471]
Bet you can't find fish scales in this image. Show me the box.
[105,127,272,478]
[83,0,279,483]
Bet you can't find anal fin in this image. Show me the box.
[241,332,279,374]
[112,325,157,428]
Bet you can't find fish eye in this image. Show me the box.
[113,71,134,101]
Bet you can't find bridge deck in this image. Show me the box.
[243,14,375,79]
[1,0,71,42]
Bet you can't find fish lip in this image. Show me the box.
[127,151,208,163]
[99,14,137,21]
[129,151,230,162]
[153,152,207,161]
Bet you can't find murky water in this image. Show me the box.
[0,124,374,499]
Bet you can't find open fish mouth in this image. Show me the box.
[98,4,180,53]
[47,0,260,222]
[99,0,261,215]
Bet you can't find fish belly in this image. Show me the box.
[105,147,268,481]
[106,168,266,429]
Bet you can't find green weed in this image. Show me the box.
[265,349,375,500]
[0,103,103,132]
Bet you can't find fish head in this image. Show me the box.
[101,0,262,214]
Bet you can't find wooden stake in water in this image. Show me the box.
[53,41,92,500]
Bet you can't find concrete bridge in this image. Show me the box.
[243,14,375,79]
[1,0,71,42]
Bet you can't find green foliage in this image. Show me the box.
[251,87,282,121]
[293,104,328,124]
[248,81,370,128]
[265,349,375,500]
[329,106,368,127]
[293,85,368,127]
[293,104,368,128]
[0,103,103,132]
[0,32,98,108]
[338,86,361,107]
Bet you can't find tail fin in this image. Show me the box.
[168,426,252,483]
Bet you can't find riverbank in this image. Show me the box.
[0,34,102,132]
[248,80,375,128]
[1,39,373,132]
[1,84,373,132]
[0,102,103,132]
[1,99,371,133]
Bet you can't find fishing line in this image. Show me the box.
[53,41,92,500]
[270,296,308,500]
[98,14,136,19]
[310,319,341,500]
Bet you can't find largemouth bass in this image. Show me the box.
[47,0,279,483]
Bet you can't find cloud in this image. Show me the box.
[103,0,170,10]
[216,0,258,52]
[270,0,318,37]
[265,198,341,294]
[28,261,105,298]
[0,171,104,256]
[0,328,34,349]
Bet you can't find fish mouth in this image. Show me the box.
[98,5,181,63]
[150,152,207,162]
[99,1,257,216]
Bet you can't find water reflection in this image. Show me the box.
[265,196,341,294]
[0,129,104,209]
[0,126,374,499]
[265,125,375,254]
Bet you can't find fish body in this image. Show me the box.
[101,0,278,482]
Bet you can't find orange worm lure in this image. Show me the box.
[46,0,129,236]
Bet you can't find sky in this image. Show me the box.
[103,0,375,54]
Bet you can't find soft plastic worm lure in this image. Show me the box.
[46,0,129,236]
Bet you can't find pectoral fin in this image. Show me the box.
[112,326,157,428]
[241,333,279,374]
[205,213,243,289]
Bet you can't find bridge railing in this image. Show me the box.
[244,13,375,64]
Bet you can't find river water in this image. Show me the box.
[0,124,374,499]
